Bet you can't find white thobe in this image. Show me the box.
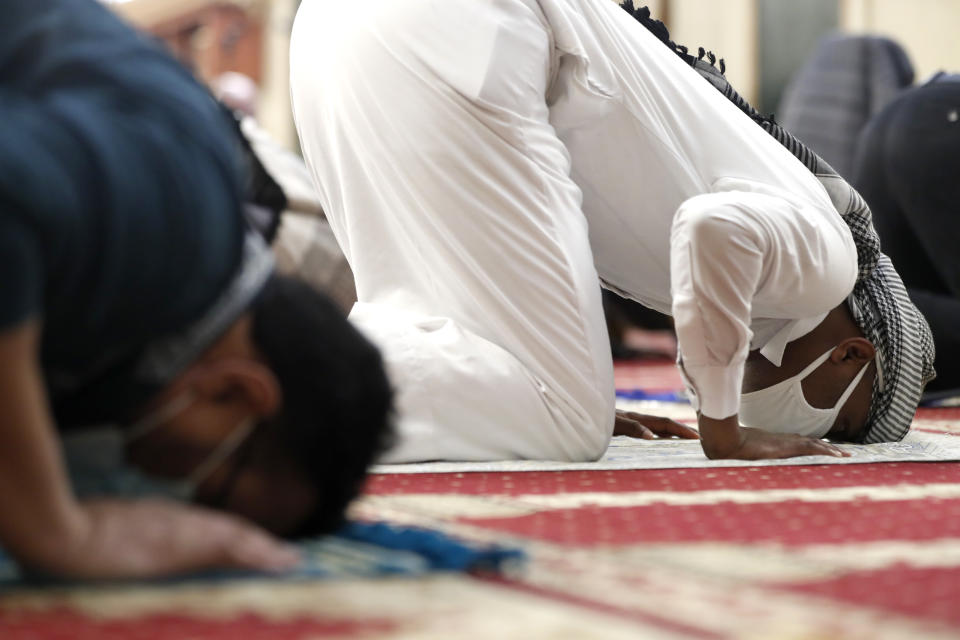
[290,0,858,462]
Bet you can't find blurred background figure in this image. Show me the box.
[853,74,960,394]
[777,35,914,180]
[213,67,359,313]
[215,70,260,117]
[246,121,359,313]
[198,38,358,312]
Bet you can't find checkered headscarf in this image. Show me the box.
[622,2,937,441]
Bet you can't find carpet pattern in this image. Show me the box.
[355,453,960,638]
[2,361,959,638]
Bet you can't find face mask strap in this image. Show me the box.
[796,347,837,381]
[206,429,258,508]
[833,358,872,411]
[186,418,258,487]
[124,391,197,444]
[741,349,834,401]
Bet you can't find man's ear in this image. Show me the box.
[188,358,282,418]
[831,337,876,365]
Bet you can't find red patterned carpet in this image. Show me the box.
[356,456,960,637]
[613,357,684,392]
[2,360,960,639]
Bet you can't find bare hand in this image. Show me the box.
[58,499,301,580]
[614,410,700,440]
[716,426,849,460]
[696,413,851,460]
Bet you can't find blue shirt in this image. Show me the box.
[0,0,246,425]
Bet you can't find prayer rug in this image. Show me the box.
[372,404,960,473]
[2,361,959,638]
[376,359,960,472]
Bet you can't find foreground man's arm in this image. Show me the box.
[0,0,299,578]
[0,322,299,578]
[670,187,857,460]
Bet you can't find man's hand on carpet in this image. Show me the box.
[614,410,700,440]
[728,428,850,460]
[698,413,850,460]
[61,499,302,580]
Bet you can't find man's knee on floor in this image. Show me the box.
[550,381,616,461]
[349,306,614,461]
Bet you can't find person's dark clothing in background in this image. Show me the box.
[0,0,246,425]
[778,35,914,181]
[853,74,960,391]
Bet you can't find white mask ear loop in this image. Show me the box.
[124,391,197,444]
[742,347,834,398]
[795,348,837,382]
[186,418,258,486]
[833,358,872,411]
[797,347,873,412]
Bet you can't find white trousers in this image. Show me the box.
[289,0,841,461]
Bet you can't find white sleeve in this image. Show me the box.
[670,185,858,419]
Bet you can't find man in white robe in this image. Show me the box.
[289,0,934,462]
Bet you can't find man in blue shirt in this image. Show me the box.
[0,0,392,579]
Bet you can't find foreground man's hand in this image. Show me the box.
[698,414,849,460]
[62,499,301,580]
[614,410,700,440]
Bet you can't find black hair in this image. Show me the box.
[250,274,394,536]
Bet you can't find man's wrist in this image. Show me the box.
[697,413,742,459]
[680,362,743,419]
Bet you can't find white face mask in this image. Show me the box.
[739,347,870,438]
[122,392,256,500]
[63,393,256,502]
[63,427,198,502]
